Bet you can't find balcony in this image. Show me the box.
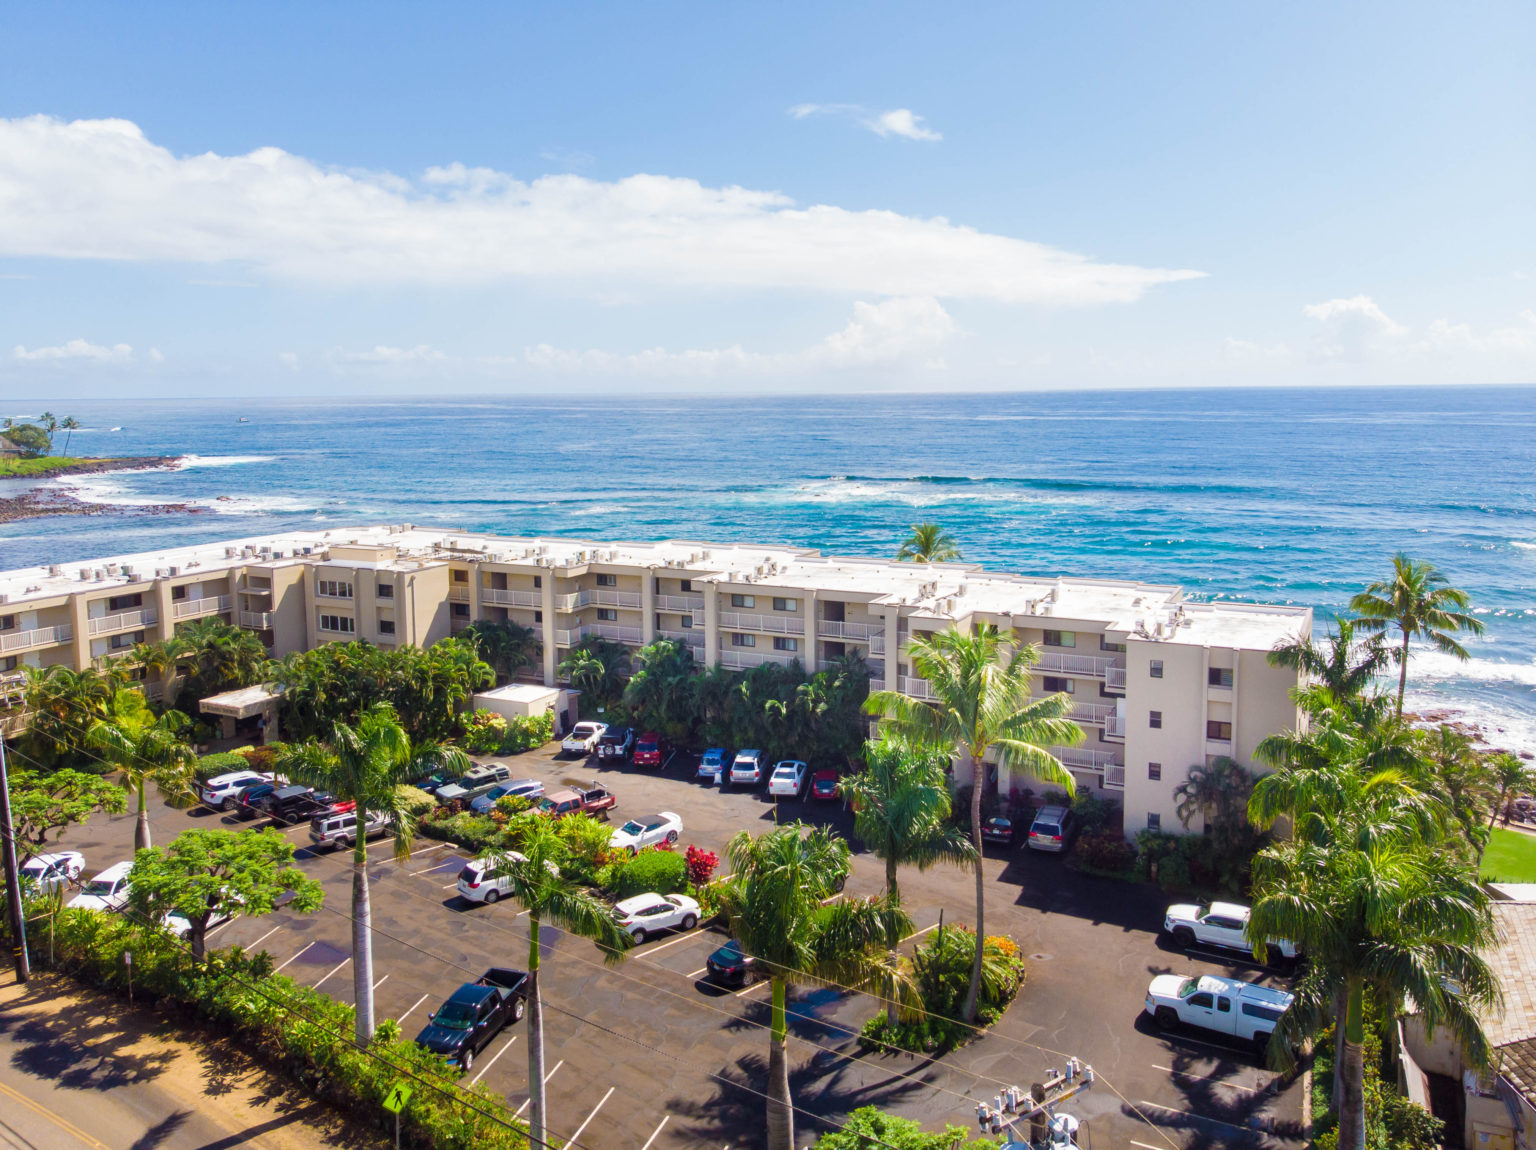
[484,588,542,609]
[1068,701,1121,729]
[448,586,471,603]
[240,611,274,630]
[173,594,232,620]
[554,624,643,647]
[718,648,800,671]
[1102,765,1126,789]
[0,624,72,654]
[658,628,705,650]
[656,593,704,613]
[1050,745,1121,772]
[869,678,887,693]
[816,619,883,642]
[899,675,936,700]
[1104,714,1126,739]
[1036,652,1115,678]
[1104,666,1127,691]
[720,611,804,636]
[554,589,643,611]
[88,608,158,636]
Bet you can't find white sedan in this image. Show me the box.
[20,851,84,895]
[767,760,809,798]
[612,893,701,943]
[608,812,683,855]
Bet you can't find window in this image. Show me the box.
[1100,636,1126,653]
[452,569,468,583]
[108,630,144,650]
[597,608,618,622]
[0,615,14,632]
[1149,710,1162,729]
[171,585,187,601]
[731,594,754,608]
[377,583,393,599]
[1147,813,1161,830]
[1150,659,1163,678]
[772,597,798,612]
[378,619,396,635]
[1242,1003,1285,1022]
[1207,720,1232,742]
[596,573,617,587]
[533,575,542,588]
[680,579,693,592]
[319,614,355,633]
[452,603,470,618]
[1208,667,1234,688]
[1043,630,1075,648]
[1148,762,1162,781]
[0,656,16,672]
[773,637,798,652]
[680,615,694,629]
[533,611,542,623]
[731,633,756,648]
[1042,676,1075,694]
[1217,997,1232,1013]
[317,580,353,599]
[1188,992,1213,1009]
[107,593,143,612]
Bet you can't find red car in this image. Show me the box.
[632,732,668,769]
[810,769,841,801]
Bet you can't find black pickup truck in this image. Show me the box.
[414,968,530,1072]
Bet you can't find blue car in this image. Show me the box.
[697,748,729,784]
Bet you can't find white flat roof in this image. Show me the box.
[475,683,562,704]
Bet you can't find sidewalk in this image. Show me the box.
[0,968,384,1150]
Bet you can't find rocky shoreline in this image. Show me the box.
[0,456,197,524]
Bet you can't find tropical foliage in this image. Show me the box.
[558,635,631,712]
[5,767,126,862]
[859,926,1027,1054]
[895,523,962,563]
[461,619,542,685]
[87,691,198,850]
[460,709,553,755]
[19,663,127,770]
[133,617,268,714]
[810,1106,994,1150]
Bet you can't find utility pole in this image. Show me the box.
[0,737,30,982]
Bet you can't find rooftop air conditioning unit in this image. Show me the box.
[271,550,284,559]
[106,563,119,575]
[79,568,92,581]
[0,594,8,604]
[167,566,180,576]
[225,547,237,558]
[120,565,135,579]
[94,569,106,581]
[47,565,62,577]
[155,568,166,578]
[302,546,313,555]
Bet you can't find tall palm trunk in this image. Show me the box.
[526,911,547,1150]
[1337,980,1367,1150]
[960,749,985,1023]
[1395,628,1411,717]
[134,779,151,852]
[351,829,375,1043]
[885,858,901,1026]
[766,976,794,1150]
[1332,984,1346,1112]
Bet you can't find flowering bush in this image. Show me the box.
[684,845,719,888]
[461,710,509,754]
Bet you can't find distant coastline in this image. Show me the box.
[0,455,195,524]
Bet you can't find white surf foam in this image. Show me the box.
[173,455,275,469]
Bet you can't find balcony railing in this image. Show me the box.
[658,628,705,650]
[448,586,471,603]
[0,624,72,653]
[1051,745,1121,771]
[87,608,158,636]
[656,594,705,613]
[240,611,274,630]
[1105,666,1127,690]
[1068,701,1118,726]
[1103,765,1126,789]
[869,635,885,656]
[554,589,643,611]
[720,611,804,636]
[869,678,886,693]
[718,648,800,671]
[484,588,542,608]
[173,594,232,619]
[899,675,936,700]
[1037,652,1115,678]
[816,620,883,641]
[1104,714,1126,739]
[555,624,644,646]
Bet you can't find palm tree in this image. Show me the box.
[1172,755,1254,834]
[558,637,630,712]
[59,416,80,455]
[1349,554,1483,717]
[22,663,127,768]
[719,823,910,1150]
[479,820,631,1150]
[277,703,470,1043]
[864,625,1081,1023]
[1420,725,1494,861]
[87,696,197,851]
[1247,762,1499,1150]
[841,739,976,1023]
[463,619,542,684]
[1488,751,1529,828]
[1267,618,1389,703]
[895,523,962,563]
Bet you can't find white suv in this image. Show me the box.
[456,854,526,904]
[20,851,84,895]
[69,861,134,912]
[562,722,608,756]
[767,761,809,798]
[310,810,392,850]
[200,770,271,810]
[729,749,766,788]
[611,893,701,943]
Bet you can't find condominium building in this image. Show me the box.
[0,524,1309,836]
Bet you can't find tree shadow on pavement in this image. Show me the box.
[1,1008,178,1090]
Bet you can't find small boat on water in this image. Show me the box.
[238,417,250,423]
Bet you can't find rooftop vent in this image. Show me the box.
[79,568,92,581]
[47,564,62,577]
[167,566,180,577]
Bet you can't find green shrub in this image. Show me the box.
[499,713,553,754]
[611,848,687,898]
[461,710,509,755]
[861,926,1026,1055]
[395,785,436,818]
[195,750,251,782]
[1075,831,1137,874]
[809,1105,994,1150]
[493,794,535,817]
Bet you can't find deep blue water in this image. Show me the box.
[4,386,1534,748]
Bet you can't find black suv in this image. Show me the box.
[254,784,340,826]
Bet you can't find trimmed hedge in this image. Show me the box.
[612,848,687,899]
[34,905,528,1149]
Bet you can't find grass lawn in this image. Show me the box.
[1481,826,1536,882]
[0,456,115,477]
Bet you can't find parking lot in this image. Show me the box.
[50,742,1308,1150]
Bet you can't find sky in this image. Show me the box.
[0,1,1532,398]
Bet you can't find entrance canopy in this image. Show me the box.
[200,683,284,720]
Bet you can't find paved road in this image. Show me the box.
[48,744,1310,1150]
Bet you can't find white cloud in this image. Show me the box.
[277,351,300,371]
[789,103,942,142]
[1302,294,1408,362]
[12,338,134,362]
[523,296,956,377]
[1302,294,1407,336]
[0,117,1199,305]
[331,344,446,365]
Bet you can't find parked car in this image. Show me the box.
[810,769,841,801]
[469,778,545,814]
[1163,900,1300,963]
[609,811,683,854]
[697,747,729,784]
[310,809,392,850]
[767,760,810,798]
[611,893,701,943]
[456,854,526,905]
[597,726,635,761]
[435,764,514,805]
[414,968,530,1072]
[728,749,767,788]
[68,860,133,912]
[561,721,608,757]
[19,851,85,895]
[1144,972,1293,1048]
[705,939,757,987]
[200,770,271,810]
[246,784,339,826]
[231,781,279,819]
[537,785,616,820]
[1027,805,1077,852]
[632,732,669,769]
[981,816,1016,844]
[413,769,460,796]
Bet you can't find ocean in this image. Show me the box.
[4,385,1534,751]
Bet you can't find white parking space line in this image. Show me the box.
[640,1115,670,1150]
[312,957,352,990]
[373,974,389,991]
[566,1085,615,1146]
[469,1036,517,1086]
[513,1059,566,1116]
[1131,1141,1171,1150]
[397,993,430,1025]
[243,924,283,953]
[274,945,310,973]
[1152,1064,1264,1094]
[205,917,235,939]
[637,929,705,958]
[410,843,446,857]
[1136,1099,1256,1135]
[901,922,941,943]
[686,967,707,979]
[442,882,461,890]
[735,979,768,997]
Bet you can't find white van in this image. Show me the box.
[309,809,392,850]
[69,861,134,912]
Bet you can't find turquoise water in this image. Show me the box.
[4,386,1535,747]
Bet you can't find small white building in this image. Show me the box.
[472,682,579,735]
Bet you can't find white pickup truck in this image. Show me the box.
[1163,900,1299,963]
[561,721,607,756]
[1145,973,1292,1047]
